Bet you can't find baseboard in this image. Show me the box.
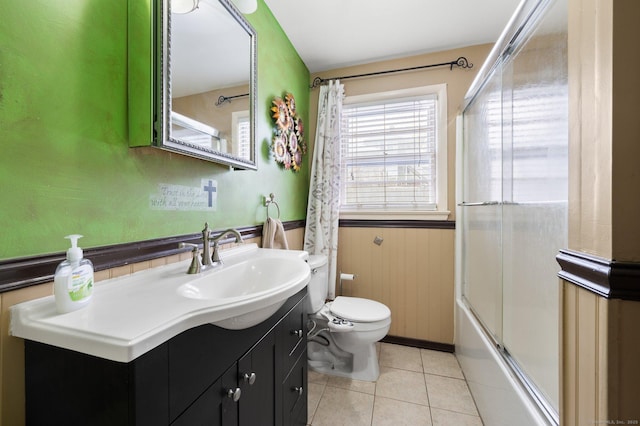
[381,335,455,353]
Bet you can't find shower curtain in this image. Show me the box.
[304,80,344,299]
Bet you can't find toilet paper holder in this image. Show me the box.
[339,272,356,296]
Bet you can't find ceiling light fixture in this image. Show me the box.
[172,0,199,14]
[231,0,257,14]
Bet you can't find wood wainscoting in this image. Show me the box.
[558,250,640,423]
[337,223,455,346]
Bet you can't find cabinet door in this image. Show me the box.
[169,324,251,421]
[238,330,276,426]
[172,363,239,426]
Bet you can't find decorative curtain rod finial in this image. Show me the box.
[452,56,473,70]
[216,96,231,106]
[310,77,324,89]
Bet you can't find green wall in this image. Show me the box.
[0,0,310,259]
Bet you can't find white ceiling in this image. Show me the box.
[263,0,522,73]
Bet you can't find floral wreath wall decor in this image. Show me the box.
[271,93,306,172]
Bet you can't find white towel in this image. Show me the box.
[262,217,289,249]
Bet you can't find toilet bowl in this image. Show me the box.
[306,255,391,381]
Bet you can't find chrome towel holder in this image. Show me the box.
[264,193,281,219]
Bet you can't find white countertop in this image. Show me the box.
[10,244,309,363]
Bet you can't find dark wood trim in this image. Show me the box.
[556,249,640,302]
[0,220,306,294]
[339,219,455,229]
[381,335,455,353]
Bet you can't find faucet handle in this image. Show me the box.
[179,243,202,274]
[212,241,222,264]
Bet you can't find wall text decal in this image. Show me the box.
[149,180,217,211]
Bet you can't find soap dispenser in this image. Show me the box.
[53,234,94,313]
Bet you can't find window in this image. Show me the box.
[340,84,448,219]
[232,110,251,159]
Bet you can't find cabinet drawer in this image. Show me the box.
[282,350,308,426]
[280,294,307,373]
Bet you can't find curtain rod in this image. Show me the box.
[215,93,249,106]
[309,56,473,89]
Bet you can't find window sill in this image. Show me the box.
[339,210,451,221]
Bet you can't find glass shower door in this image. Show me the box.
[500,0,568,412]
[460,0,567,417]
[461,67,504,343]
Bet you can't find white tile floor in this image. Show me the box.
[307,343,483,426]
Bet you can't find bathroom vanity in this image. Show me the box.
[24,288,307,426]
[11,244,311,425]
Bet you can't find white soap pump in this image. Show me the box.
[53,234,94,313]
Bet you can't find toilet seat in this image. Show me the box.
[330,296,391,323]
[312,302,391,333]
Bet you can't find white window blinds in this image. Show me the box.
[232,110,251,159]
[340,94,438,210]
[236,115,251,159]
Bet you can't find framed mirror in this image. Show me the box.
[156,0,257,169]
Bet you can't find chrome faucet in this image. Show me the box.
[179,225,243,273]
[210,228,243,264]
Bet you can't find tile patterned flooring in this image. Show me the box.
[307,343,483,425]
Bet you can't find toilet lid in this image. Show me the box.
[330,296,391,322]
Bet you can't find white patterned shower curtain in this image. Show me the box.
[304,80,344,299]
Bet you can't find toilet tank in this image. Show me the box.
[306,255,329,313]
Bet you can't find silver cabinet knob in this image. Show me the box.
[291,329,303,337]
[227,387,242,402]
[243,372,256,385]
[292,386,304,395]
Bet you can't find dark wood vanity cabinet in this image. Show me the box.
[24,288,308,426]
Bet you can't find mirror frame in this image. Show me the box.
[155,0,258,170]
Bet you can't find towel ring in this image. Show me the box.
[265,193,281,219]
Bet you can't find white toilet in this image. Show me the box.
[306,255,391,381]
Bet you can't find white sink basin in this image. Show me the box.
[178,257,304,301]
[10,244,310,362]
[177,256,309,329]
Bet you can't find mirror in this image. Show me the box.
[156,0,257,169]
